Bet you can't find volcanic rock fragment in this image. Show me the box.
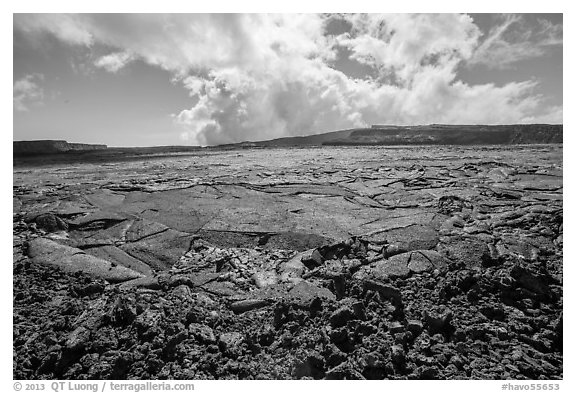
[32,213,69,232]
[407,319,424,336]
[372,250,448,279]
[287,281,336,305]
[219,332,245,358]
[292,351,325,379]
[252,271,278,288]
[438,237,493,268]
[424,307,453,336]
[329,306,356,328]
[188,323,216,344]
[390,344,406,366]
[229,299,270,314]
[301,248,324,269]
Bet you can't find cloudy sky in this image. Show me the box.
[13,13,562,146]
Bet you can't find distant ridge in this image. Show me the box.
[14,140,107,156]
[13,140,204,166]
[13,124,563,161]
[220,124,563,148]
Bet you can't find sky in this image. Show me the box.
[13,13,563,147]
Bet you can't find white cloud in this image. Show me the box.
[469,14,563,69]
[13,74,44,112]
[13,13,562,145]
[337,14,481,82]
[14,14,93,46]
[521,105,563,124]
[94,51,133,73]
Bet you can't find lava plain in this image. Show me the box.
[13,145,563,380]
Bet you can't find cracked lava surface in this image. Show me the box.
[13,145,563,379]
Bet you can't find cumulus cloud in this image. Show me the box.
[469,14,563,69]
[94,51,134,72]
[14,14,93,46]
[13,13,563,144]
[521,105,563,124]
[14,73,44,111]
[337,14,481,83]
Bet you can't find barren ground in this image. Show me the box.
[13,145,563,380]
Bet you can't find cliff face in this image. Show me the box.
[66,143,108,151]
[326,124,563,146]
[233,124,562,147]
[13,140,107,156]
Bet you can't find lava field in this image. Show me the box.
[13,145,563,380]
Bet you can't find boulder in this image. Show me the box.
[278,254,307,282]
[373,250,448,279]
[362,280,403,305]
[373,254,410,278]
[188,323,216,344]
[34,213,68,232]
[301,248,323,269]
[438,237,493,268]
[287,281,336,305]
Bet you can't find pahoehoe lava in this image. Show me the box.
[13,144,563,380]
